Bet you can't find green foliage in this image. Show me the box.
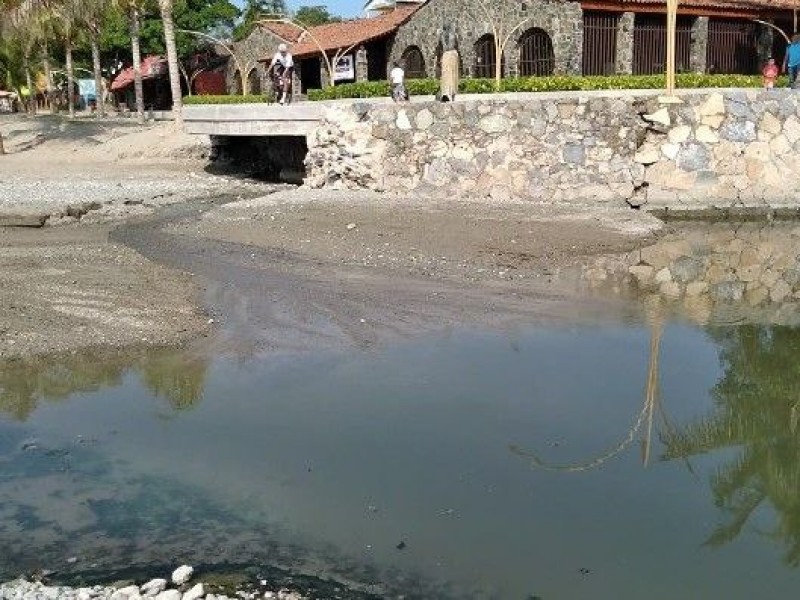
[101,0,239,59]
[294,5,340,26]
[307,74,783,101]
[233,0,287,40]
[184,94,269,104]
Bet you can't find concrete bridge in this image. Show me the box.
[183,103,326,137]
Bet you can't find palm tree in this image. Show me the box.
[158,0,183,125]
[49,0,83,118]
[81,0,109,117]
[113,0,146,124]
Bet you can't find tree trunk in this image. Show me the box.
[494,41,502,91]
[90,31,105,118]
[66,42,75,118]
[24,62,34,114]
[130,7,146,124]
[42,42,53,111]
[0,132,5,155]
[159,0,183,126]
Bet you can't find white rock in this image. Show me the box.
[156,591,182,600]
[668,125,691,143]
[182,584,204,600]
[395,110,411,131]
[661,143,680,160]
[634,146,660,164]
[111,586,141,600]
[141,581,168,597]
[171,566,194,586]
[699,93,725,118]
[643,108,671,127]
[695,125,719,144]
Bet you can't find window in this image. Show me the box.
[474,34,503,78]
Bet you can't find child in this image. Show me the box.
[390,62,407,103]
[763,57,779,89]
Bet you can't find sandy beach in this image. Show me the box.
[0,114,664,360]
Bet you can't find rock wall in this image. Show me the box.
[389,0,583,78]
[304,89,800,210]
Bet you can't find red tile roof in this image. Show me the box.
[110,56,167,92]
[259,22,304,42]
[277,6,419,60]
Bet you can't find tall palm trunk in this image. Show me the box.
[159,0,183,126]
[42,42,53,110]
[90,32,105,117]
[24,58,34,114]
[129,7,145,124]
[65,42,75,118]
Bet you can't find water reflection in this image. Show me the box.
[587,221,800,326]
[663,324,800,565]
[0,348,209,420]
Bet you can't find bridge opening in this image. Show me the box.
[209,135,308,184]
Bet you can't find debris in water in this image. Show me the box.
[396,541,406,550]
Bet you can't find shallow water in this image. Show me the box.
[3,317,800,599]
[7,219,800,598]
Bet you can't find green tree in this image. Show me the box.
[663,325,800,565]
[234,0,286,40]
[294,5,340,26]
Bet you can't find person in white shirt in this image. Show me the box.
[390,61,407,103]
[268,43,294,105]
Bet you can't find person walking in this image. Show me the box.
[267,43,294,105]
[390,61,407,103]
[783,34,800,88]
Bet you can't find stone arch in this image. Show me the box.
[473,34,504,79]
[518,27,555,76]
[401,45,426,79]
[247,68,261,94]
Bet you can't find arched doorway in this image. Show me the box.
[474,34,503,79]
[232,70,243,94]
[519,28,555,76]
[247,68,261,94]
[401,46,426,79]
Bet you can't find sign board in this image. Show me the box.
[333,55,355,82]
[78,79,97,100]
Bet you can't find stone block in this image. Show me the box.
[668,126,692,143]
[695,125,719,144]
[699,93,726,118]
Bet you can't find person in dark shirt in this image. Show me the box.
[783,34,800,88]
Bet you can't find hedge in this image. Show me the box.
[184,94,270,105]
[306,74,786,101]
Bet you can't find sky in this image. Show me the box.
[232,0,364,18]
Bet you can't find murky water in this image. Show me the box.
[5,223,800,599]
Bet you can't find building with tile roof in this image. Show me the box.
[242,0,800,98]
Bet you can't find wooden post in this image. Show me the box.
[665,0,678,96]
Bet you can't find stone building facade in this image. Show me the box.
[226,23,302,95]
[389,0,584,78]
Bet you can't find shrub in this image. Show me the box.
[306,74,784,101]
[183,94,269,105]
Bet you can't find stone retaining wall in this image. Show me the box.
[303,90,800,210]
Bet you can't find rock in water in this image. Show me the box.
[171,566,194,586]
[182,583,205,600]
[141,579,168,596]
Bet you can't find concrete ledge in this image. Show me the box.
[184,103,324,137]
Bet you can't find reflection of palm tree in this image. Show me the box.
[511,308,668,472]
[0,352,129,421]
[663,325,800,565]
[139,351,208,410]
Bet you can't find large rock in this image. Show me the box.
[676,143,710,171]
[719,121,756,143]
[478,114,512,134]
[182,584,205,600]
[141,581,168,597]
[699,93,726,118]
[156,592,182,600]
[671,256,705,283]
[171,566,194,586]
